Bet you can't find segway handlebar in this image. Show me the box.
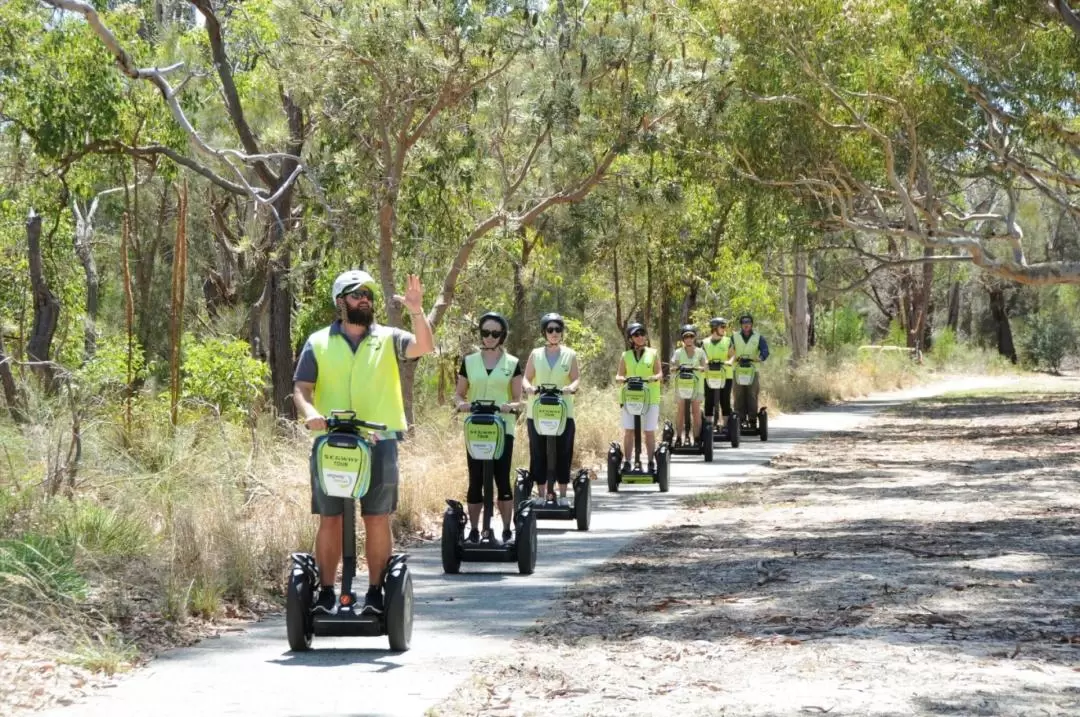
[467,399,520,415]
[534,383,564,396]
[738,357,755,367]
[325,410,388,433]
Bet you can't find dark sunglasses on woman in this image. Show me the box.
[546,326,563,334]
[480,329,503,339]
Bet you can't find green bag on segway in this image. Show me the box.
[706,360,727,390]
[313,431,373,499]
[621,378,649,416]
[675,367,697,399]
[734,360,757,387]
[464,412,507,461]
[533,394,568,437]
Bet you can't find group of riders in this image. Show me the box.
[293,269,768,615]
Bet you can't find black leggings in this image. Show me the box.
[466,436,514,503]
[704,379,733,420]
[526,418,576,486]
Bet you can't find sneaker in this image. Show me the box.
[467,528,480,543]
[621,460,631,474]
[312,585,336,614]
[648,461,656,475]
[533,496,546,506]
[502,527,513,543]
[362,586,384,615]
[558,496,571,507]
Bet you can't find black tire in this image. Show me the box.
[285,571,313,652]
[729,414,741,449]
[575,477,591,531]
[702,420,714,463]
[516,510,537,575]
[759,409,768,442]
[385,566,413,652]
[607,444,621,493]
[657,448,670,493]
[441,507,462,575]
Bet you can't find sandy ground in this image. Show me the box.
[436,375,1080,717]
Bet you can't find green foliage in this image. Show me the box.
[814,305,867,352]
[56,502,153,560]
[885,319,906,347]
[0,533,87,606]
[929,327,959,366]
[1020,310,1077,373]
[76,334,146,398]
[181,335,270,420]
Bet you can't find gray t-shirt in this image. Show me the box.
[293,321,416,384]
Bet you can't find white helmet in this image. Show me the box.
[331,269,378,307]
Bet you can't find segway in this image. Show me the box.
[661,365,714,462]
[705,360,740,448]
[442,401,537,575]
[286,412,413,652]
[733,358,768,441]
[514,385,591,530]
[607,377,670,492]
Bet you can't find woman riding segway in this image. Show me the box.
[670,324,706,447]
[615,323,663,474]
[703,317,734,425]
[453,312,523,543]
[521,312,581,505]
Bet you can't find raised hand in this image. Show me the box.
[392,274,424,315]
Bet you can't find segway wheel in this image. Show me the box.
[656,447,670,493]
[441,506,462,575]
[606,443,621,493]
[702,420,714,463]
[575,473,591,531]
[384,563,413,652]
[285,571,313,652]
[516,510,537,575]
[729,414,741,449]
[759,409,769,442]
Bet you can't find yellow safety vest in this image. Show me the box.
[672,346,705,393]
[622,348,661,405]
[464,350,519,437]
[528,346,576,419]
[733,332,761,360]
[309,325,407,434]
[705,336,734,379]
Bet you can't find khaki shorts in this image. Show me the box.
[622,404,660,431]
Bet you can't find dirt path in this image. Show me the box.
[436,376,1080,717]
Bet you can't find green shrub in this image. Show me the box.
[814,305,867,352]
[930,327,958,366]
[57,502,153,560]
[0,533,87,606]
[1020,310,1077,372]
[181,335,270,420]
[75,334,146,398]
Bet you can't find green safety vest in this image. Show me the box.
[310,325,407,434]
[733,332,762,360]
[622,348,662,405]
[528,346,576,419]
[672,346,705,393]
[705,336,734,379]
[464,350,519,437]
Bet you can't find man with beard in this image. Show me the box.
[292,269,434,615]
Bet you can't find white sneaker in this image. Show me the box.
[558,497,571,507]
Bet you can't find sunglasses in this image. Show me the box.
[545,325,564,334]
[343,288,374,301]
[480,329,503,339]
[631,331,646,338]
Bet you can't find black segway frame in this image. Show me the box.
[663,366,714,462]
[704,361,740,449]
[514,385,591,531]
[733,359,769,442]
[442,401,537,575]
[607,377,670,493]
[285,414,413,652]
